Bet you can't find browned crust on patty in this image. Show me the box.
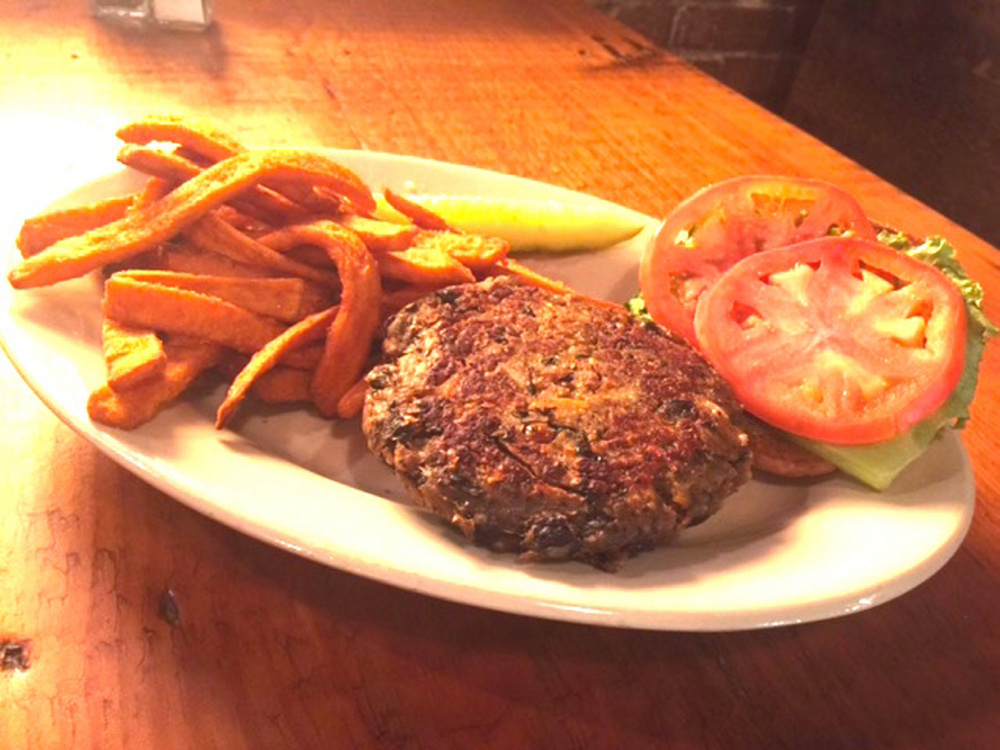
[362,277,754,570]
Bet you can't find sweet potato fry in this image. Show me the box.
[211,205,273,236]
[119,143,308,225]
[214,345,321,377]
[103,274,288,353]
[102,318,167,390]
[281,343,324,370]
[117,143,201,183]
[335,377,367,419]
[113,270,334,323]
[156,244,277,279]
[272,184,343,216]
[338,214,420,253]
[129,177,176,212]
[116,113,245,163]
[381,285,438,315]
[284,244,335,270]
[251,367,313,404]
[87,338,223,429]
[9,149,376,289]
[212,346,321,380]
[259,221,381,417]
[16,195,133,258]
[117,115,342,220]
[376,243,476,286]
[411,230,508,271]
[174,146,214,167]
[214,350,250,382]
[10,115,585,434]
[383,188,455,231]
[485,257,574,295]
[213,346,318,373]
[237,184,315,225]
[216,306,337,427]
[185,212,340,286]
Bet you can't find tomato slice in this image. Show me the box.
[693,237,967,445]
[640,176,876,345]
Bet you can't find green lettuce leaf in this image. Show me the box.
[804,233,994,489]
[626,293,652,322]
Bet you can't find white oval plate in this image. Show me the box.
[0,150,975,631]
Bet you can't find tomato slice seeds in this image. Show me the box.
[640,176,876,345]
[693,237,967,445]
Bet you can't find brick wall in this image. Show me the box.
[835,0,1000,56]
[589,0,825,110]
[823,0,1000,86]
[783,0,1000,245]
[593,0,1000,246]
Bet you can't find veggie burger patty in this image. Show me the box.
[362,276,752,570]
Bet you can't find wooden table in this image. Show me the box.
[3,1,999,747]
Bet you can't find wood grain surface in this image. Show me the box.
[2,1,1000,748]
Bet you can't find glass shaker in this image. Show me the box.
[91,0,213,30]
[153,0,214,30]
[91,0,152,28]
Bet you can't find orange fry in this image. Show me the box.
[259,221,381,417]
[116,113,245,163]
[284,244,335,270]
[16,194,133,258]
[377,243,476,286]
[117,143,200,183]
[236,184,315,225]
[119,143,308,225]
[214,344,323,376]
[411,230,508,271]
[281,343,324,370]
[214,350,251,382]
[274,184,343,216]
[102,318,166,390]
[216,306,337,427]
[103,274,287,353]
[185,212,339,286]
[117,115,339,221]
[11,116,589,435]
[87,338,223,429]
[156,244,277,279]
[251,367,313,404]
[9,149,376,289]
[129,177,176,212]
[174,146,214,166]
[486,257,574,295]
[113,270,334,323]
[381,285,438,316]
[338,214,420,253]
[335,377,367,419]
[383,188,455,231]
[211,205,274,236]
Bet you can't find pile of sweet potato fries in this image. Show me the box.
[7,114,569,430]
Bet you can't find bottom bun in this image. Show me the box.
[742,414,837,478]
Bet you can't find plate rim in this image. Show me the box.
[0,148,977,631]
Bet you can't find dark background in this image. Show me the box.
[591,0,1000,248]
